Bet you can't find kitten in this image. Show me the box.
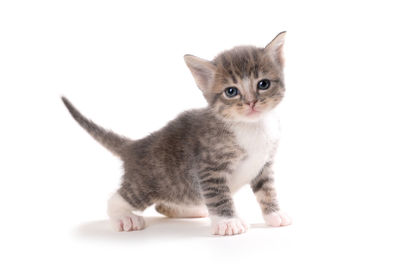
[62,32,291,236]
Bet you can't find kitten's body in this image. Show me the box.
[62,32,291,235]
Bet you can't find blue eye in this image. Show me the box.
[224,87,239,98]
[257,79,271,90]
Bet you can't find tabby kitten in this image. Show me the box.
[62,32,291,236]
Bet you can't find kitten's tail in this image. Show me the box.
[61,96,130,157]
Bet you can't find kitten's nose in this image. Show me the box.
[246,100,258,109]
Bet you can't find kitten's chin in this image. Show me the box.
[234,111,267,123]
[213,108,269,123]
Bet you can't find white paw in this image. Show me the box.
[212,217,249,236]
[110,213,146,232]
[264,211,292,227]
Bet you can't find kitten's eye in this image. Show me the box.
[224,87,239,98]
[257,79,271,90]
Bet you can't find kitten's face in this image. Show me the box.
[185,32,286,123]
[210,47,284,122]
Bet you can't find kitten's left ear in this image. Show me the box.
[184,55,216,93]
[265,31,286,68]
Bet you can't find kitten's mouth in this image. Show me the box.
[246,109,260,116]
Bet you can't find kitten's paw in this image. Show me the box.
[212,217,249,236]
[110,213,146,232]
[264,211,292,227]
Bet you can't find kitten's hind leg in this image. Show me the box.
[107,192,146,232]
[155,203,208,218]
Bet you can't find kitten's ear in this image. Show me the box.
[184,55,216,93]
[265,31,286,68]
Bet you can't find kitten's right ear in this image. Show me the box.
[265,31,286,68]
[184,55,216,93]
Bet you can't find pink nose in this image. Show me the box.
[246,100,257,109]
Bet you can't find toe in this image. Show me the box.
[264,212,282,227]
[218,223,227,236]
[111,220,123,232]
[279,212,292,226]
[226,224,234,235]
[122,217,133,231]
[234,222,242,234]
[240,219,249,231]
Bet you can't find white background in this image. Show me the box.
[1,0,399,266]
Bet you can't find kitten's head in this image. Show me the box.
[184,32,286,123]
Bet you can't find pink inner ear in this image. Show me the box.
[184,55,216,93]
[265,32,286,67]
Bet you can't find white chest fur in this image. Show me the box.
[228,112,280,192]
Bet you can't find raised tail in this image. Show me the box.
[61,96,130,157]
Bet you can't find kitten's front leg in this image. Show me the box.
[199,169,248,236]
[251,162,292,227]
